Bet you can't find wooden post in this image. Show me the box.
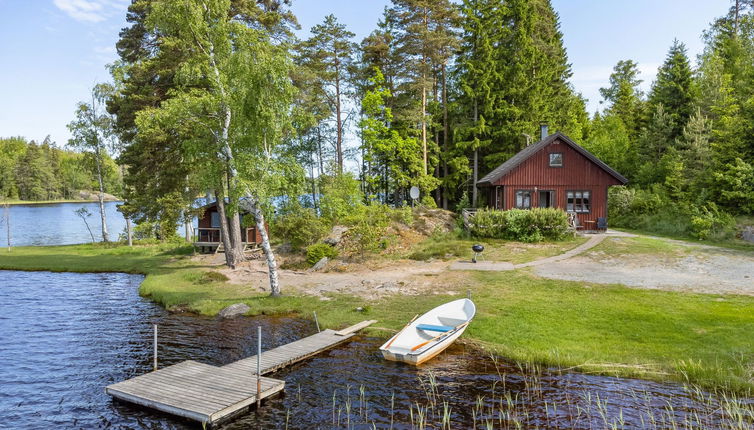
[153,324,158,371]
[313,311,320,332]
[256,325,261,409]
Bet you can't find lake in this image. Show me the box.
[0,202,128,247]
[0,270,746,429]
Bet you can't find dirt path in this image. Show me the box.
[534,236,754,296]
[197,254,469,301]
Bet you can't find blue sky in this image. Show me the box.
[0,0,730,147]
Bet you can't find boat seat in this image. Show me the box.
[416,324,455,333]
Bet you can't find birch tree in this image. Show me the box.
[68,84,117,243]
[141,0,293,295]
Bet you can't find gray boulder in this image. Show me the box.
[323,226,349,246]
[219,303,250,319]
[742,226,754,243]
[310,257,329,272]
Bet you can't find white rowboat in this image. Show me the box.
[379,298,476,365]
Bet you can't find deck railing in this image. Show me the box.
[197,228,221,243]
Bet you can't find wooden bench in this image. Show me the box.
[416,324,455,333]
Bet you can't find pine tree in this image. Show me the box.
[299,14,356,174]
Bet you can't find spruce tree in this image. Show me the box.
[599,60,645,137]
[647,40,697,141]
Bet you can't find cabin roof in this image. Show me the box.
[477,132,628,186]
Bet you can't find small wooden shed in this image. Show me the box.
[477,130,628,231]
[195,201,266,253]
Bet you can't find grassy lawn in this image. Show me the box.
[1,242,752,393]
[406,233,589,264]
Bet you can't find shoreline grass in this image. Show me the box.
[1,242,752,394]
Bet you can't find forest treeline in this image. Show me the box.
[13,0,748,266]
[104,0,754,240]
[0,136,122,201]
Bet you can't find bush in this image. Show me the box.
[272,205,329,250]
[306,243,339,266]
[689,204,736,240]
[319,173,364,222]
[608,186,737,240]
[344,205,391,256]
[468,208,570,242]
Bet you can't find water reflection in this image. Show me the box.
[0,202,127,246]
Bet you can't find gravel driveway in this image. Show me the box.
[534,238,754,296]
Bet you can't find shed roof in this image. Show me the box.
[477,132,628,186]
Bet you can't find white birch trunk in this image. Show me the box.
[126,217,133,247]
[240,196,279,296]
[95,145,109,242]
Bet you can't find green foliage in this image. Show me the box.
[306,243,339,266]
[647,40,697,140]
[608,186,737,240]
[468,208,571,242]
[319,173,364,222]
[343,204,391,256]
[599,59,645,136]
[0,136,120,201]
[272,204,329,250]
[713,158,754,214]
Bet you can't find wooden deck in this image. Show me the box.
[106,321,376,427]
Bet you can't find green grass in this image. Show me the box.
[1,242,753,393]
[406,233,589,264]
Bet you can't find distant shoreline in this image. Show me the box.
[3,198,122,206]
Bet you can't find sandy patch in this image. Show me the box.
[194,253,469,300]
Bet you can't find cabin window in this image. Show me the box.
[566,190,591,213]
[210,212,221,228]
[515,190,532,209]
[549,153,563,167]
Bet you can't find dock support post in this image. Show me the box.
[153,324,158,371]
[256,326,261,409]
[313,311,320,332]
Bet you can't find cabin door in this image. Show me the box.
[538,190,554,208]
[494,186,504,209]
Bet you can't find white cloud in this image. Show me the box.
[53,0,125,23]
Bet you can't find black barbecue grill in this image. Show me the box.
[472,244,484,263]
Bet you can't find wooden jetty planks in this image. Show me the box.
[106,361,285,424]
[222,328,358,374]
[106,320,376,426]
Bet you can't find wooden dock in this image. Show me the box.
[106,320,376,427]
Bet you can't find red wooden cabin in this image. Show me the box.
[477,129,627,231]
[194,201,266,253]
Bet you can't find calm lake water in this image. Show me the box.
[0,202,128,246]
[0,270,747,429]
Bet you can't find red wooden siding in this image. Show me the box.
[197,203,267,243]
[485,137,624,228]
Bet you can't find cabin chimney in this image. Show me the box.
[540,123,549,140]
